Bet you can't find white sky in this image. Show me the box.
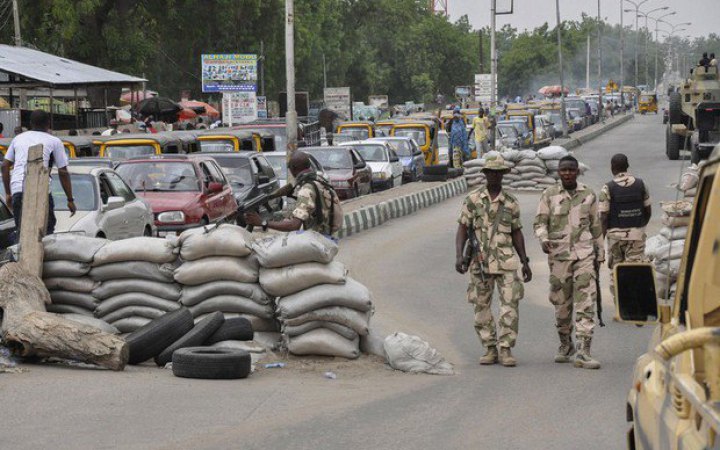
[449,0,717,39]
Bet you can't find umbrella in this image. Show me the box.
[120,90,157,105]
[135,96,182,121]
[538,85,569,96]
[178,108,197,120]
[180,100,219,118]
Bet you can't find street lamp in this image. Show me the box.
[555,0,568,138]
[658,22,691,76]
[624,0,650,88]
[636,7,670,88]
[644,11,676,90]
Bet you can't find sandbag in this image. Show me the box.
[519,172,542,181]
[678,166,699,191]
[645,234,669,260]
[655,259,682,278]
[544,160,560,171]
[283,320,359,341]
[467,178,484,187]
[174,256,259,285]
[260,261,347,297]
[516,165,546,175]
[61,314,119,334]
[188,295,273,319]
[287,328,360,359]
[660,200,693,217]
[92,279,182,301]
[659,226,688,241]
[89,261,175,282]
[94,293,181,317]
[684,188,697,198]
[500,149,522,162]
[537,176,558,185]
[43,277,99,293]
[464,166,484,176]
[517,150,537,160]
[101,305,167,323]
[655,242,685,261]
[516,159,545,169]
[277,278,372,319]
[537,145,569,160]
[283,306,371,336]
[383,332,454,375]
[43,260,91,278]
[180,281,270,306]
[49,290,99,310]
[502,174,520,182]
[661,213,691,228]
[211,340,266,353]
[194,313,279,332]
[43,234,107,262]
[254,332,282,349]
[179,225,252,261]
[510,180,538,189]
[111,317,151,333]
[463,159,484,169]
[92,237,177,266]
[252,231,339,269]
[46,304,93,316]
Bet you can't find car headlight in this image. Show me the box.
[157,211,186,224]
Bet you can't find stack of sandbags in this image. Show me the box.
[255,231,374,359]
[89,237,180,333]
[649,200,693,299]
[463,158,486,187]
[42,234,106,317]
[676,164,701,200]
[174,225,277,336]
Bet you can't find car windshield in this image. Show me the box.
[568,110,581,119]
[305,149,353,169]
[497,125,519,138]
[384,140,412,156]
[393,128,426,145]
[70,160,115,168]
[105,145,156,159]
[510,122,529,133]
[438,133,449,147]
[200,139,235,152]
[115,162,201,192]
[547,112,562,124]
[51,174,97,211]
[640,95,652,102]
[211,156,254,187]
[564,100,585,112]
[263,155,288,180]
[354,144,387,162]
[375,125,393,137]
[339,127,370,140]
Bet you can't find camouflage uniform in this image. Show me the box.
[534,182,604,340]
[598,172,651,297]
[459,187,524,349]
[292,179,336,236]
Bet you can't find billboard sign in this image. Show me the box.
[324,87,352,120]
[202,54,257,93]
[257,96,267,118]
[474,74,497,103]
[222,92,257,126]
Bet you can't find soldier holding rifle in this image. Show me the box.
[456,155,532,367]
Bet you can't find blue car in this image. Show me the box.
[368,136,425,182]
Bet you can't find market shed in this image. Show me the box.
[0,44,146,131]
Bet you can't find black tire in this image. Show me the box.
[666,126,681,161]
[204,317,254,345]
[447,168,464,179]
[691,146,701,164]
[125,308,194,365]
[172,347,251,379]
[154,312,225,366]
[422,164,449,176]
[143,226,152,237]
[668,92,683,125]
[421,174,448,182]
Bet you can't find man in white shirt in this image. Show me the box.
[1,110,75,237]
[101,119,120,136]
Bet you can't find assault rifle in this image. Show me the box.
[461,231,486,283]
[236,184,294,232]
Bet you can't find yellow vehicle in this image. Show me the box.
[375,120,396,137]
[62,136,101,159]
[506,110,552,149]
[390,120,439,165]
[638,93,658,115]
[336,122,375,141]
[197,129,262,153]
[439,110,468,130]
[100,133,198,159]
[616,146,720,449]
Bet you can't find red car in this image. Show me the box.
[114,155,238,234]
[302,146,373,199]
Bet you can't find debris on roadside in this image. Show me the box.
[383,332,454,375]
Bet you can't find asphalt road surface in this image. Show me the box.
[0,113,688,450]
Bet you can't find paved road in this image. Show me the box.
[0,113,686,449]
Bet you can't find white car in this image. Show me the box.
[340,140,403,191]
[51,166,156,239]
[262,151,329,188]
[438,130,450,166]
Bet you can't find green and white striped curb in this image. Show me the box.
[338,178,467,238]
[555,113,634,150]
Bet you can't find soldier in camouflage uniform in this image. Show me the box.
[534,155,604,370]
[244,152,340,237]
[598,154,652,303]
[456,155,532,367]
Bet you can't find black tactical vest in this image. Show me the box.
[607,179,645,229]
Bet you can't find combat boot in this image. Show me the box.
[574,338,601,370]
[479,346,498,365]
[554,334,575,363]
[499,347,516,367]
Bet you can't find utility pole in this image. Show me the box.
[586,34,591,90]
[12,0,21,46]
[490,0,496,109]
[556,0,568,138]
[619,0,624,104]
[479,29,484,73]
[259,40,265,97]
[597,0,602,86]
[285,0,297,153]
[322,53,327,89]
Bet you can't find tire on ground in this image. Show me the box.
[422,165,449,176]
[172,347,251,379]
[204,317,254,344]
[420,174,448,182]
[668,92,683,125]
[154,311,225,366]
[666,126,681,161]
[125,308,194,365]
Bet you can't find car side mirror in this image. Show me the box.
[614,262,661,324]
[103,196,125,211]
[208,181,223,193]
[354,162,366,169]
[390,156,399,163]
[258,175,271,185]
[414,150,423,156]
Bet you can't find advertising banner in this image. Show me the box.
[324,87,352,120]
[202,54,257,93]
[474,74,497,103]
[222,92,257,125]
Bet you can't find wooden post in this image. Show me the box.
[18,144,49,278]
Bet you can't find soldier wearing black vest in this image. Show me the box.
[598,154,652,302]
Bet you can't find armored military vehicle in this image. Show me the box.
[666,65,720,163]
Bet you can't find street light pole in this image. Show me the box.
[12,0,21,46]
[556,0,568,138]
[285,0,297,154]
[597,0,602,86]
[490,0,496,109]
[645,11,675,91]
[624,0,649,87]
[635,7,670,89]
[620,0,624,101]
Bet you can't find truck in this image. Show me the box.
[615,144,720,449]
[666,65,720,163]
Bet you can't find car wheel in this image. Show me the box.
[666,127,681,161]
[143,226,152,237]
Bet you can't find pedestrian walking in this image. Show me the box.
[1,110,75,238]
[446,108,469,168]
[456,155,532,367]
[599,154,651,303]
[534,155,604,370]
[469,108,490,156]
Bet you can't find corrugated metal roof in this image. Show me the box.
[0,45,146,86]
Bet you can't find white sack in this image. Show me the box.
[92,279,182,301]
[89,261,175,282]
[545,160,560,171]
[277,278,372,319]
[660,200,693,217]
[645,234,669,260]
[283,320,359,341]
[92,237,177,266]
[260,261,347,297]
[537,145,569,160]
[180,281,270,306]
[661,213,691,228]
[174,256,259,285]
[659,226,688,241]
[211,340,266,353]
[194,313,279,332]
[463,159,485,169]
[517,150,537,160]
[43,234,107,262]
[111,317,151,333]
[252,231,339,269]
[94,293,181,317]
[283,306,371,336]
[188,295,273,319]
[383,332,454,375]
[43,260,91,278]
[655,241,685,261]
[101,305,167,323]
[43,277,99,293]
[49,290,99,310]
[179,224,252,261]
[287,328,360,359]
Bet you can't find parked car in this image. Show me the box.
[99,133,198,160]
[566,108,584,132]
[201,152,282,221]
[48,166,156,239]
[534,115,557,143]
[502,119,533,148]
[564,96,590,128]
[495,121,522,149]
[114,156,238,234]
[368,136,425,182]
[340,140,403,190]
[0,196,15,250]
[437,130,450,166]
[302,146,372,199]
[262,151,328,188]
[69,158,119,169]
